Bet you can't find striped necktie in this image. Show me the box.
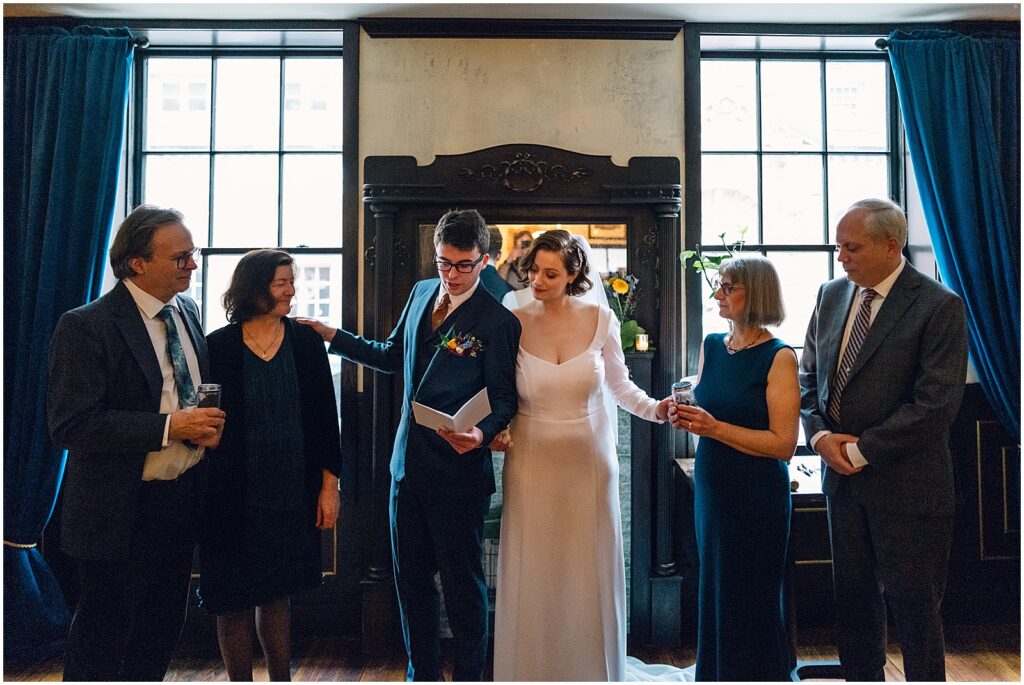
[157,305,197,408]
[827,288,877,425]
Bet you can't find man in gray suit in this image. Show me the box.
[799,198,968,681]
[48,205,225,680]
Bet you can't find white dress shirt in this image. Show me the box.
[811,258,906,467]
[123,278,204,480]
[437,274,482,317]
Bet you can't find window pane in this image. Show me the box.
[826,61,888,152]
[761,61,822,151]
[701,60,757,151]
[292,254,344,383]
[762,155,824,244]
[701,154,758,245]
[143,155,211,246]
[284,59,343,151]
[282,155,343,247]
[212,155,278,246]
[145,58,210,151]
[827,155,890,240]
[202,254,243,332]
[769,251,832,350]
[214,59,280,151]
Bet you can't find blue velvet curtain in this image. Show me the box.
[888,29,1021,440]
[3,26,133,666]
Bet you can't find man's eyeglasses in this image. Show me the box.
[434,254,484,273]
[712,278,745,296]
[174,248,201,269]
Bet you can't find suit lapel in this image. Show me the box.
[175,294,209,378]
[418,286,488,393]
[823,281,858,392]
[406,282,441,389]
[110,282,163,406]
[846,265,922,382]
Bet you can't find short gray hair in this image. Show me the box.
[717,256,785,328]
[847,198,908,248]
[109,205,185,279]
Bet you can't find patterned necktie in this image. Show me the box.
[431,293,451,331]
[827,288,877,424]
[157,305,197,408]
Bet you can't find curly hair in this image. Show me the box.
[519,229,593,297]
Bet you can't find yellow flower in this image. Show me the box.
[610,278,629,295]
[447,340,457,350]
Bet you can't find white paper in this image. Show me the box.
[412,388,491,433]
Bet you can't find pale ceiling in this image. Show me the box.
[3,2,1020,23]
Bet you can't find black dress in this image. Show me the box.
[693,333,793,681]
[198,319,341,615]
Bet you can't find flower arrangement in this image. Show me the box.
[604,274,645,352]
[436,331,485,357]
[680,228,747,294]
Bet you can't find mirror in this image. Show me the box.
[417,222,629,285]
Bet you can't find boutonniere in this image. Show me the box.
[436,331,485,358]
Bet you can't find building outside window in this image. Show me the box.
[691,32,904,446]
[130,52,346,381]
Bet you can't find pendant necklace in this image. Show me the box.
[244,321,283,359]
[726,328,765,355]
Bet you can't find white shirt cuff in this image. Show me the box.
[162,414,171,448]
[809,430,830,453]
[845,441,868,468]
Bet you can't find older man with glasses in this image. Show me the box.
[299,208,521,682]
[48,204,226,681]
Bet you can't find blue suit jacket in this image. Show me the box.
[329,279,521,499]
[799,263,968,515]
[48,280,209,559]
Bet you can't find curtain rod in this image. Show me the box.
[875,37,889,50]
[133,35,150,48]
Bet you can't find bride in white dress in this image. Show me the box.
[491,231,688,682]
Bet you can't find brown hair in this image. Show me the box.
[519,230,593,297]
[222,249,295,323]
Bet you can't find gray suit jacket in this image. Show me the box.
[799,263,968,515]
[48,281,209,560]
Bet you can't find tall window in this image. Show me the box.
[135,53,345,360]
[695,38,899,351]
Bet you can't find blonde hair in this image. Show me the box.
[717,256,785,328]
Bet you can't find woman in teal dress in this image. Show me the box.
[670,256,800,681]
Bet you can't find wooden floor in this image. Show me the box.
[6,625,1019,682]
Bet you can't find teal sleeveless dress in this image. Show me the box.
[693,333,793,681]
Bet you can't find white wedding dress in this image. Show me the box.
[493,306,692,682]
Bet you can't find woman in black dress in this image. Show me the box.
[200,249,341,681]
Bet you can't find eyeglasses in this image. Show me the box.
[434,254,484,273]
[174,248,201,269]
[712,278,745,296]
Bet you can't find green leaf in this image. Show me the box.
[620,319,640,351]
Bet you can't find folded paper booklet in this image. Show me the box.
[412,388,491,433]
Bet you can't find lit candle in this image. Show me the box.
[635,333,649,352]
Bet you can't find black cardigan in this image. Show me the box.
[202,318,342,548]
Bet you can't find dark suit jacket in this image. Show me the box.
[479,264,513,302]
[48,280,209,560]
[202,318,342,555]
[329,279,521,499]
[799,263,969,515]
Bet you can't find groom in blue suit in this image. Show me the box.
[300,209,521,681]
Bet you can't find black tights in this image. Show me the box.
[216,598,292,681]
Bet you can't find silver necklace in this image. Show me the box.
[244,321,283,359]
[726,328,765,355]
